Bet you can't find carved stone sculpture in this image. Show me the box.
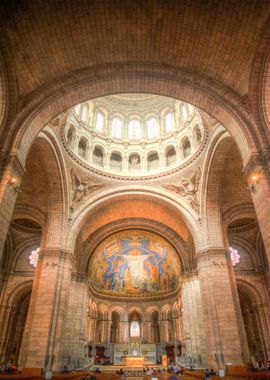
[71,168,104,210]
[163,167,201,213]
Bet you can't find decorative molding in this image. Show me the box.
[163,167,201,213]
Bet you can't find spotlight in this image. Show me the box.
[8,177,21,193]
[247,175,259,192]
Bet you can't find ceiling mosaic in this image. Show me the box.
[89,230,181,298]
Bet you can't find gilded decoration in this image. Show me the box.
[89,230,181,297]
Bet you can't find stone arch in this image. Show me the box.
[11,205,46,228]
[68,189,201,255]
[9,236,40,273]
[0,280,33,364]
[236,279,269,361]
[109,306,125,322]
[228,235,257,271]
[6,64,261,170]
[82,217,187,277]
[201,131,235,249]
[249,14,270,143]
[24,135,67,248]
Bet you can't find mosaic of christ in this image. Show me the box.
[89,230,181,296]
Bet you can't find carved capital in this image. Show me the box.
[196,248,227,270]
[243,150,270,177]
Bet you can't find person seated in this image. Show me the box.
[94,367,101,374]
[210,368,216,375]
[168,375,178,380]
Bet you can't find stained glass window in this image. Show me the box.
[230,247,240,266]
[29,248,40,268]
[130,321,140,337]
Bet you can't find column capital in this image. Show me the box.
[0,151,25,177]
[196,248,228,270]
[243,150,270,176]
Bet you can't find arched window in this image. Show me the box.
[93,147,104,166]
[181,105,188,122]
[164,112,174,133]
[67,125,76,148]
[147,118,158,139]
[128,120,141,140]
[166,146,176,166]
[130,321,140,338]
[182,137,191,158]
[95,112,105,133]
[110,152,122,171]
[147,152,159,170]
[193,125,202,148]
[78,138,88,158]
[81,104,89,123]
[111,118,123,138]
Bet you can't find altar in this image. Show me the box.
[124,356,145,367]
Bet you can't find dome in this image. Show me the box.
[88,230,181,299]
[62,94,205,179]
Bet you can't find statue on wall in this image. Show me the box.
[71,168,104,210]
[163,167,201,213]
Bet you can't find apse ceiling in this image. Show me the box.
[88,229,181,300]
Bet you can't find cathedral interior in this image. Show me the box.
[0,0,270,375]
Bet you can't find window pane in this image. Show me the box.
[111,118,122,138]
[128,120,141,139]
[81,105,89,123]
[165,112,174,132]
[96,112,104,133]
[147,118,158,138]
[181,105,188,122]
[75,104,81,116]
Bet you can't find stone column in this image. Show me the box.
[0,154,25,272]
[119,321,128,343]
[197,249,243,369]
[182,273,206,365]
[0,305,16,363]
[159,320,168,343]
[61,272,88,368]
[19,249,73,371]
[244,160,270,267]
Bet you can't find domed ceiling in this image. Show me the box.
[89,230,181,299]
[62,93,206,179]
